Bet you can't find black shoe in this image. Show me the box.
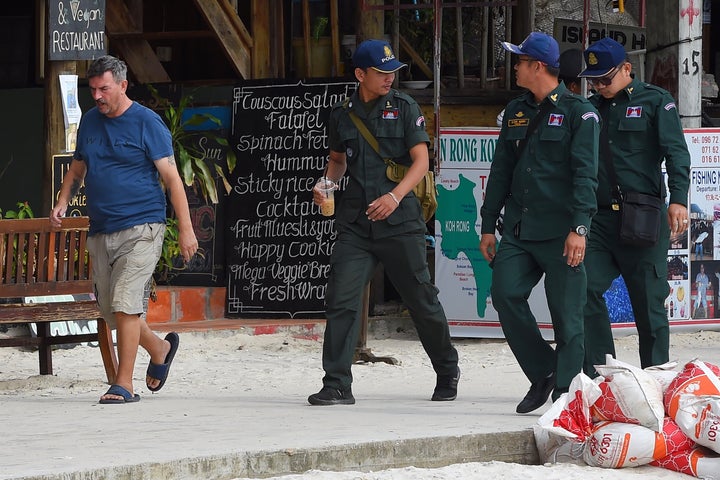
[516,372,555,414]
[308,386,355,405]
[431,366,460,401]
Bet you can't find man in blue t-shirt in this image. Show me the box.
[51,55,197,404]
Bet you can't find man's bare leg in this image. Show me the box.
[100,312,141,402]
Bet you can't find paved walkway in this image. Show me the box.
[1,318,717,480]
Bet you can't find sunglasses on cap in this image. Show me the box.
[589,64,623,86]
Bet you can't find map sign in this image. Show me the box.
[436,127,720,338]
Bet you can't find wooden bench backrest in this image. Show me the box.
[0,217,93,298]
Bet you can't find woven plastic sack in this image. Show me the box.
[591,356,664,432]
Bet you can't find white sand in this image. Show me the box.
[1,327,717,479]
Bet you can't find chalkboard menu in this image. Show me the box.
[48,0,106,61]
[52,154,87,216]
[226,80,356,318]
[164,133,229,287]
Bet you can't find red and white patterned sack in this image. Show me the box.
[664,360,720,420]
[591,356,665,432]
[651,446,720,479]
[583,417,695,468]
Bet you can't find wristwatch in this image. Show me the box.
[573,225,588,237]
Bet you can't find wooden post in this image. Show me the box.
[357,0,383,42]
[43,60,76,213]
[645,0,702,128]
[354,280,398,365]
[302,0,312,76]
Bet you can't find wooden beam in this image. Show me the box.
[193,0,253,79]
[330,0,341,76]
[105,0,170,83]
[302,0,311,77]
[399,35,434,80]
[44,60,76,213]
[251,0,272,78]
[358,0,384,41]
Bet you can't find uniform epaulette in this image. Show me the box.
[391,89,415,104]
[563,92,591,104]
[642,82,671,96]
[336,97,351,111]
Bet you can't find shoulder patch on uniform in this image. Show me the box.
[416,115,425,127]
[582,111,599,123]
[664,102,677,111]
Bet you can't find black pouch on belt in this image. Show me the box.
[618,191,662,247]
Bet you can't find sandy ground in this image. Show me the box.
[1,326,718,479]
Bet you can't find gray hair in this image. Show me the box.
[87,55,128,83]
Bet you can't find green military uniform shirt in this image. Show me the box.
[328,89,428,240]
[481,83,600,240]
[589,77,690,207]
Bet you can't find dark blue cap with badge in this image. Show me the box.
[579,37,628,77]
[353,39,407,73]
[501,32,560,68]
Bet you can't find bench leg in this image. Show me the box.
[97,319,118,385]
[36,323,53,375]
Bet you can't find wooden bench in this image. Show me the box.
[0,217,117,384]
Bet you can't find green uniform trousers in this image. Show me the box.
[583,209,670,377]
[321,230,458,390]
[491,231,586,395]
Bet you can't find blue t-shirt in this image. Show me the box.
[74,102,173,235]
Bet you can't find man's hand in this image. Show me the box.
[479,233,497,263]
[564,232,586,267]
[49,205,67,228]
[668,203,689,236]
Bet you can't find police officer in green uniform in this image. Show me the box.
[578,37,690,377]
[308,39,459,406]
[479,32,600,414]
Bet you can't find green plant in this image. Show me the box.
[147,87,231,281]
[312,16,329,41]
[147,85,236,205]
[154,216,206,284]
[2,201,34,219]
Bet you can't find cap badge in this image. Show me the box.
[588,52,598,66]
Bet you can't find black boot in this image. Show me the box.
[308,386,355,405]
[432,366,460,401]
[516,372,555,414]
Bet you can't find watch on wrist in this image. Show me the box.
[573,225,588,237]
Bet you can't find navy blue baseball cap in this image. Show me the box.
[353,39,407,73]
[501,32,560,68]
[579,37,628,77]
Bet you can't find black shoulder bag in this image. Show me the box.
[599,101,663,247]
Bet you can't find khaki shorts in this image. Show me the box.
[87,223,165,329]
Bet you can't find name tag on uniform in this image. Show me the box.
[508,118,529,127]
[382,108,399,120]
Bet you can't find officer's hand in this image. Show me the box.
[479,234,496,263]
[564,233,585,267]
[366,193,398,222]
[668,203,689,236]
